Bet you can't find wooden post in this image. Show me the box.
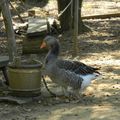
[72,0,79,56]
[0,0,17,61]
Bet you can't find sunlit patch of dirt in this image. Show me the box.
[0,0,120,120]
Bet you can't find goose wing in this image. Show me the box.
[56,59,100,75]
[55,66,84,90]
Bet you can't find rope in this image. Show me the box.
[58,0,73,18]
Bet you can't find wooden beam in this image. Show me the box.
[1,0,17,61]
[72,0,79,56]
[82,13,120,19]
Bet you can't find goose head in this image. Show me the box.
[40,35,59,47]
[40,35,60,56]
[40,36,60,64]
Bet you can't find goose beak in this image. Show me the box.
[40,41,47,49]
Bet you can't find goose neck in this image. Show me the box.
[50,42,60,57]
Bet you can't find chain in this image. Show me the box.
[42,75,57,97]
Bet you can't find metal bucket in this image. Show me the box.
[8,60,42,93]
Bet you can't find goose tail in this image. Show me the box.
[80,72,102,90]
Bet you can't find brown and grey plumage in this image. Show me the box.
[40,36,101,97]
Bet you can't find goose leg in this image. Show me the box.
[69,89,84,101]
[56,86,69,100]
[72,89,80,99]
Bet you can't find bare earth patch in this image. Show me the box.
[0,0,120,120]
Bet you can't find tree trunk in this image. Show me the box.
[72,0,79,56]
[57,0,90,33]
[57,0,72,31]
[78,0,90,33]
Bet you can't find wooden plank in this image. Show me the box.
[0,96,32,104]
[82,13,120,19]
[0,95,41,104]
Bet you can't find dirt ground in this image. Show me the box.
[0,0,120,120]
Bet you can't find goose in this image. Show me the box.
[40,36,101,98]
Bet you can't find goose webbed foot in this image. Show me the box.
[59,87,85,101]
[68,90,85,101]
